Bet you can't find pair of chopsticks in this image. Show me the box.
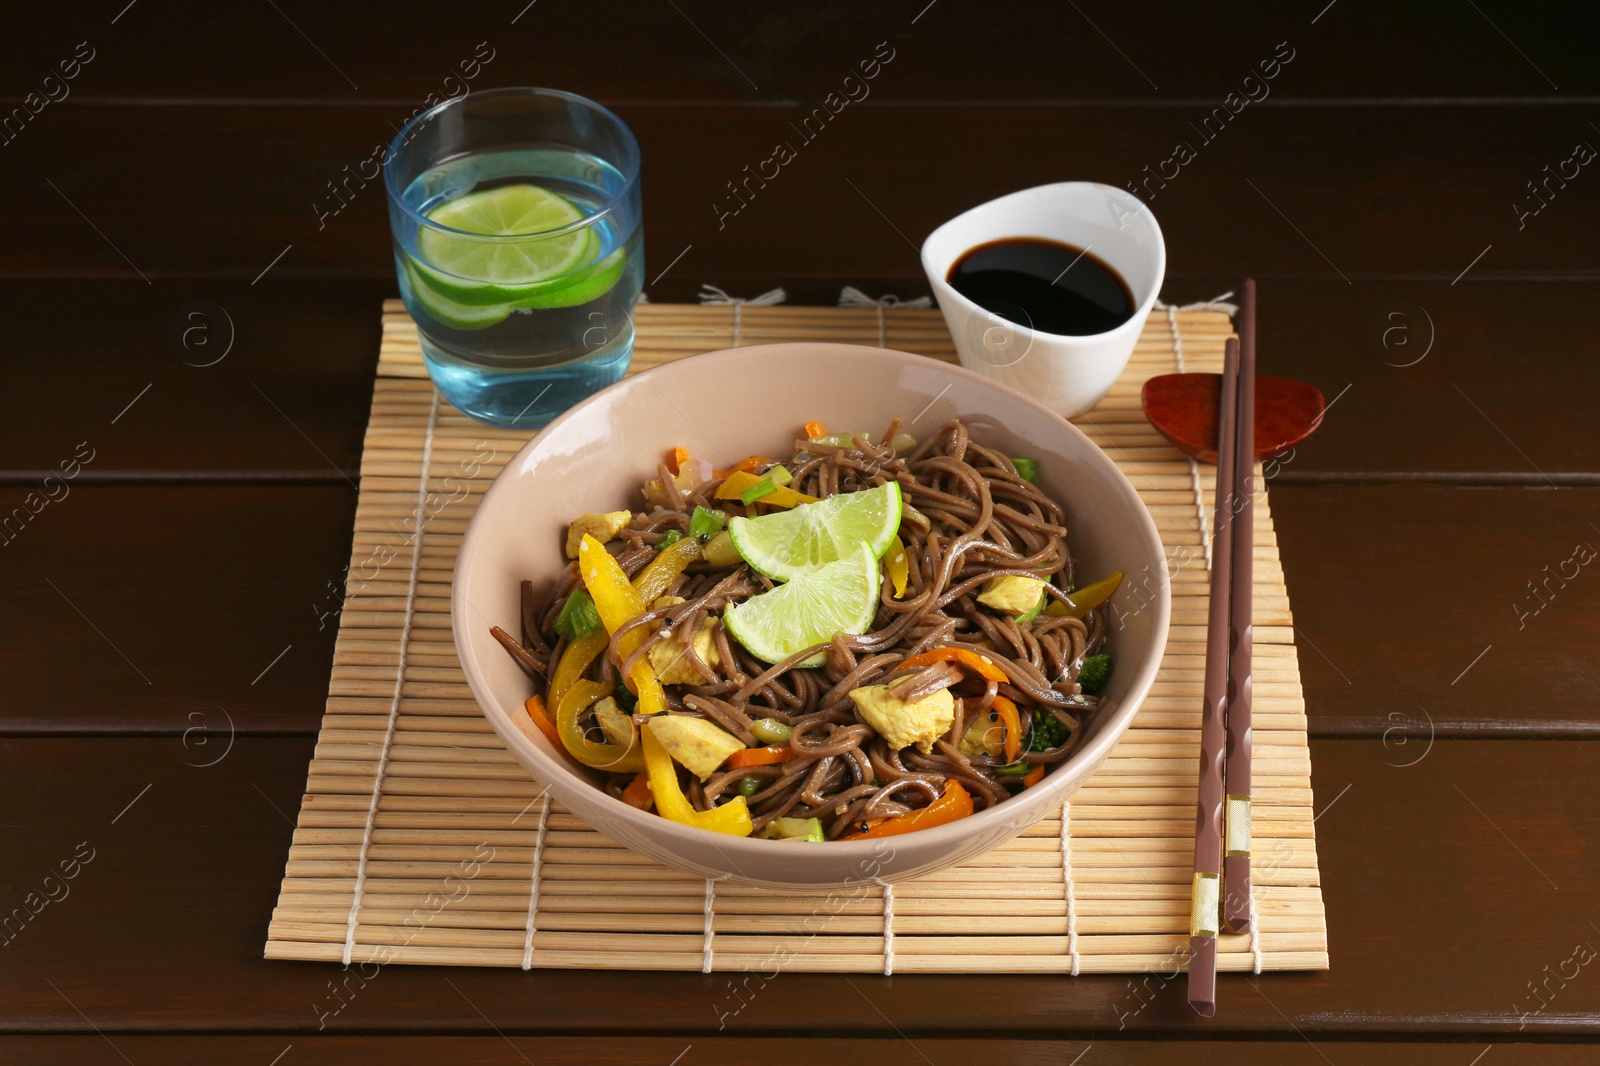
[1188,279,1257,1017]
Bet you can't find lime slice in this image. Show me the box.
[723,543,881,667]
[403,260,514,331]
[509,245,626,310]
[415,183,597,304]
[728,481,901,583]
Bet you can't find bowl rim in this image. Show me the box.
[452,341,1171,863]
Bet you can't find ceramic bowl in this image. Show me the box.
[453,342,1170,888]
[922,181,1166,418]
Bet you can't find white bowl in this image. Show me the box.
[922,181,1166,418]
[453,342,1170,888]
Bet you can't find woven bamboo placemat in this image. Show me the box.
[264,299,1327,975]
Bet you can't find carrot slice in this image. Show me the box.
[843,781,973,839]
[737,456,778,474]
[621,771,654,811]
[897,646,1008,684]
[668,445,692,475]
[523,695,560,746]
[991,695,1022,763]
[726,744,792,769]
[804,421,826,440]
[1023,763,1046,787]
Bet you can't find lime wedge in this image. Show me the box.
[728,481,901,583]
[415,183,597,304]
[723,543,882,667]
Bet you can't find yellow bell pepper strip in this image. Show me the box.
[990,694,1022,763]
[632,534,702,602]
[1046,570,1124,619]
[545,536,703,766]
[556,678,644,772]
[884,536,909,598]
[714,470,820,509]
[642,730,753,835]
[897,646,1008,684]
[631,672,669,719]
[549,631,608,714]
[842,780,974,840]
[577,534,670,715]
[580,533,649,627]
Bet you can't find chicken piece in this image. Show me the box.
[648,618,721,686]
[977,574,1048,615]
[849,684,956,755]
[592,697,636,748]
[645,715,745,780]
[956,711,1005,758]
[564,511,633,559]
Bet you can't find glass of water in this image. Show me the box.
[383,87,643,427]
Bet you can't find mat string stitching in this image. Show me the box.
[881,881,895,976]
[701,877,719,973]
[1061,803,1080,976]
[1249,888,1263,975]
[698,285,786,347]
[838,286,933,349]
[1163,305,1213,572]
[521,790,552,971]
[1153,293,1239,316]
[342,388,440,966]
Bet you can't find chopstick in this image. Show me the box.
[1224,280,1257,934]
[1186,333,1240,1018]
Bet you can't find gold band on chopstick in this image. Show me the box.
[1225,795,1252,858]
[1189,872,1220,938]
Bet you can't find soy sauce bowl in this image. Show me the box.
[922,182,1166,418]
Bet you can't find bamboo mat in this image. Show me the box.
[264,299,1328,975]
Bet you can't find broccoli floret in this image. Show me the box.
[1027,711,1071,752]
[1077,654,1113,695]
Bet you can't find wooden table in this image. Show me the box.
[3,4,1597,1061]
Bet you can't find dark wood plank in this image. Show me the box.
[1254,280,1600,481]
[1275,484,1600,736]
[0,280,379,480]
[4,105,1597,290]
[2,737,1594,1036]
[5,0,1592,105]
[0,1036,1579,1065]
[0,487,353,733]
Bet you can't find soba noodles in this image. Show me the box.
[493,418,1116,841]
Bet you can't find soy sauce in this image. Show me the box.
[947,237,1135,336]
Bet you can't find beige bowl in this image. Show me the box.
[453,343,1170,888]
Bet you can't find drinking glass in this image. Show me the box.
[384,87,643,427]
